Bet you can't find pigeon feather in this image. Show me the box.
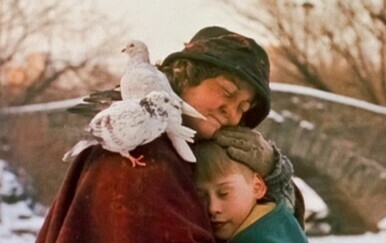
[63,91,197,164]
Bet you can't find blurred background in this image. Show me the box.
[0,0,385,242]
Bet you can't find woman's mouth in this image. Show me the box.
[208,115,223,128]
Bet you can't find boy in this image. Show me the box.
[194,141,308,242]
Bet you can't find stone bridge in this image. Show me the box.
[0,83,385,234]
[257,84,386,234]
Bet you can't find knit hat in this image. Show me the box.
[162,26,271,128]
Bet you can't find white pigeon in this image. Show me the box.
[120,39,206,120]
[63,91,197,166]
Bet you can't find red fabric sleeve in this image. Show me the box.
[36,136,215,243]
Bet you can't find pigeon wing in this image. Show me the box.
[120,64,165,100]
[67,88,122,117]
[89,99,168,156]
[62,139,98,162]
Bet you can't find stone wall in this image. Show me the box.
[257,92,386,233]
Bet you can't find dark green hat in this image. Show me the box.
[162,26,271,128]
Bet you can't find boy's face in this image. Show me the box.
[195,172,263,240]
[181,76,256,140]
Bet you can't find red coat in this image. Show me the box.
[37,135,215,243]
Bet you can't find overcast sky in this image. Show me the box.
[93,0,257,61]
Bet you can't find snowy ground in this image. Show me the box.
[0,160,46,243]
[310,231,386,243]
[0,159,385,243]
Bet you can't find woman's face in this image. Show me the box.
[181,76,256,139]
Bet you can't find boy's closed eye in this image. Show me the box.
[216,190,229,198]
[216,184,235,198]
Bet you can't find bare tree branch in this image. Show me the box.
[218,0,386,105]
[0,0,131,106]
[11,59,89,106]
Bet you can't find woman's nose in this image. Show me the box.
[220,103,242,126]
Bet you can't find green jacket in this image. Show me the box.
[228,203,308,243]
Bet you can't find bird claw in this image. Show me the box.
[129,155,146,167]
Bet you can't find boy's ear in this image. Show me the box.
[252,173,267,200]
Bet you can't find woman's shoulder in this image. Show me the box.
[74,135,193,178]
[78,135,175,164]
[64,135,195,196]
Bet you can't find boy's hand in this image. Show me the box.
[214,126,274,177]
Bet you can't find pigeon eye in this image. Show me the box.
[164,98,169,103]
[129,43,135,47]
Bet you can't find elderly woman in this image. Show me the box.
[37,26,303,243]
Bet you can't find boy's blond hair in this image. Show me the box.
[193,141,256,183]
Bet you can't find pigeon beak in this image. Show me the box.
[182,103,207,120]
[121,48,126,53]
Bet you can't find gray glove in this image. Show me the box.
[214,126,274,178]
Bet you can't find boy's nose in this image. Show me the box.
[208,198,222,216]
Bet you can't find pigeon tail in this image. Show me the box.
[167,125,196,143]
[62,139,98,162]
[167,134,196,163]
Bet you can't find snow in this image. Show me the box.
[267,110,285,123]
[300,120,315,130]
[3,83,385,117]
[294,177,328,219]
[378,217,386,230]
[0,203,45,243]
[0,160,46,243]
[267,109,315,130]
[309,231,386,243]
[270,82,386,115]
[0,97,84,115]
[1,159,386,242]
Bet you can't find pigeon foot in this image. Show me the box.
[127,154,146,167]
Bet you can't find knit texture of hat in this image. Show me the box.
[162,26,271,128]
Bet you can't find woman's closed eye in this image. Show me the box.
[222,87,237,98]
[239,101,251,113]
[220,80,238,97]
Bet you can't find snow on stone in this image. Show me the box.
[1,82,385,116]
[281,110,297,119]
[309,231,386,243]
[0,161,24,197]
[293,177,329,219]
[267,109,285,123]
[300,120,315,130]
[271,82,386,115]
[378,217,386,230]
[0,97,84,114]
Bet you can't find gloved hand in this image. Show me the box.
[214,126,274,177]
